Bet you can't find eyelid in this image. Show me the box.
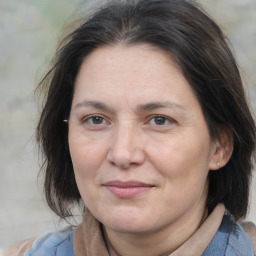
[145,114,176,126]
[81,114,111,125]
[79,113,175,127]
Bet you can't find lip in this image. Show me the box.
[103,180,155,198]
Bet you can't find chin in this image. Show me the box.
[100,208,156,234]
[106,220,151,234]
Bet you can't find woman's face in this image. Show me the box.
[68,44,218,235]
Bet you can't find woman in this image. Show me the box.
[2,0,256,255]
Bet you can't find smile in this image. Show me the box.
[103,180,155,198]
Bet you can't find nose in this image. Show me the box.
[107,124,146,169]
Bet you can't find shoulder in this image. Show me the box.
[240,221,256,255]
[222,213,254,256]
[0,228,74,256]
[204,212,254,256]
[0,238,36,256]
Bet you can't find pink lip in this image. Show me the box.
[103,180,155,198]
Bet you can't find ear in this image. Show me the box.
[209,126,234,170]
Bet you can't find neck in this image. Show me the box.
[104,204,208,256]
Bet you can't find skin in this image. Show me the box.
[68,44,232,256]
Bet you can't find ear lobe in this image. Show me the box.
[209,126,234,171]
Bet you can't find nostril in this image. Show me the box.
[106,127,146,168]
[107,147,145,169]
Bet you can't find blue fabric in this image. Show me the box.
[24,213,254,256]
[203,213,254,256]
[24,228,74,256]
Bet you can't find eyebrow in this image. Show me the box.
[74,100,113,112]
[74,100,187,113]
[136,101,187,113]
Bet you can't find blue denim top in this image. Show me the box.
[24,213,254,256]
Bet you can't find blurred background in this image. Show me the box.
[0,0,255,251]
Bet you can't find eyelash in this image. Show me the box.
[82,115,109,125]
[80,114,175,130]
[146,115,174,126]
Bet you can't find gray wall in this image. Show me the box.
[0,0,255,250]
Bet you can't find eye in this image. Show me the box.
[86,115,105,125]
[81,115,110,129]
[147,115,174,126]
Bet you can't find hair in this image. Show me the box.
[37,0,256,220]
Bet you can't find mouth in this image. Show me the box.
[103,180,155,198]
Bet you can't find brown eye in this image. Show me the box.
[91,116,104,124]
[148,115,172,126]
[83,115,108,125]
[81,115,111,131]
[154,116,168,125]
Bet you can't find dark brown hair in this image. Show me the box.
[37,0,256,220]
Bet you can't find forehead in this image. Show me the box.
[75,44,184,87]
[72,44,199,111]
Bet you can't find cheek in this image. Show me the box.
[151,142,210,208]
[147,133,211,184]
[68,137,104,205]
[68,132,107,180]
